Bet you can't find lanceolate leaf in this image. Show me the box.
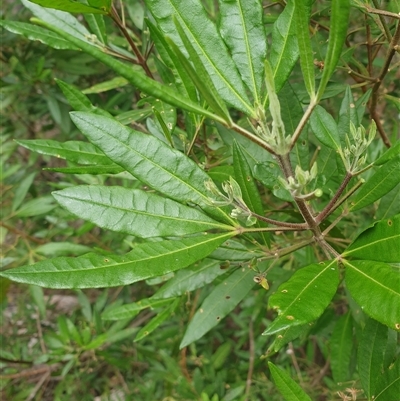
[269,1,298,94]
[144,0,253,115]
[32,19,224,122]
[294,0,315,99]
[343,215,400,263]
[180,267,255,348]
[350,154,400,211]
[23,0,107,14]
[218,0,267,103]
[0,232,235,289]
[317,0,351,100]
[358,318,388,398]
[53,186,233,238]
[268,362,312,401]
[374,358,400,401]
[70,112,235,224]
[309,105,341,150]
[344,260,400,332]
[0,20,79,50]
[264,261,339,335]
[44,166,124,175]
[16,139,114,165]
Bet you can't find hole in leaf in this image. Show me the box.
[388,220,393,226]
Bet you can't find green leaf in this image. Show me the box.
[210,239,263,261]
[233,141,269,246]
[135,298,180,342]
[218,0,267,103]
[268,324,310,354]
[16,139,114,166]
[269,1,298,94]
[102,297,176,321]
[264,261,339,335]
[375,141,400,166]
[82,77,128,94]
[358,318,388,398]
[53,186,233,238]
[350,154,400,211]
[12,172,36,212]
[268,362,312,401]
[70,112,235,224]
[317,0,351,100]
[44,165,125,175]
[14,196,56,217]
[309,105,341,150]
[144,0,253,115]
[338,86,359,143]
[0,20,79,50]
[343,215,400,263]
[25,0,107,14]
[31,19,224,123]
[376,184,400,220]
[84,13,107,44]
[22,0,92,42]
[0,232,234,289]
[36,242,92,257]
[344,260,400,332]
[152,259,226,299]
[374,358,400,401]
[180,267,255,348]
[330,312,353,383]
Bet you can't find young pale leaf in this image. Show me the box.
[350,154,400,211]
[22,0,92,42]
[233,141,269,246]
[269,1,298,94]
[144,0,253,115]
[16,139,114,166]
[218,0,267,103]
[309,105,341,150]
[53,186,233,238]
[23,0,107,14]
[338,86,359,143]
[264,261,339,335]
[0,20,79,50]
[152,259,226,299]
[69,112,234,224]
[317,0,351,100]
[268,362,312,401]
[102,298,176,321]
[0,232,234,289]
[330,312,353,383]
[84,13,107,44]
[343,215,400,263]
[180,267,255,348]
[134,298,180,342]
[374,358,400,401]
[32,19,223,123]
[358,318,388,398]
[294,0,315,99]
[344,260,400,332]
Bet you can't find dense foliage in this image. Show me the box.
[1,0,399,400]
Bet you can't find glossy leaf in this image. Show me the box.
[233,141,269,246]
[317,0,351,99]
[343,215,400,263]
[135,298,180,342]
[374,358,400,401]
[330,312,353,383]
[180,267,255,348]
[53,186,232,238]
[16,139,114,166]
[218,0,267,103]
[350,154,400,211]
[268,362,312,401]
[358,318,388,398]
[269,1,298,94]
[32,19,224,123]
[0,20,79,50]
[309,105,341,150]
[264,261,339,335]
[144,0,253,115]
[294,0,315,99]
[0,232,234,289]
[70,112,234,224]
[152,259,227,299]
[24,0,107,14]
[102,298,176,321]
[344,260,400,332]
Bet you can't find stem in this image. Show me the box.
[109,6,154,79]
[371,0,394,41]
[289,100,317,151]
[248,211,308,229]
[241,226,306,233]
[316,172,353,224]
[258,238,314,261]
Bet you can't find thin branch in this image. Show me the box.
[289,101,317,151]
[366,6,400,21]
[248,211,308,229]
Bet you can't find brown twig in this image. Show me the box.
[0,221,46,244]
